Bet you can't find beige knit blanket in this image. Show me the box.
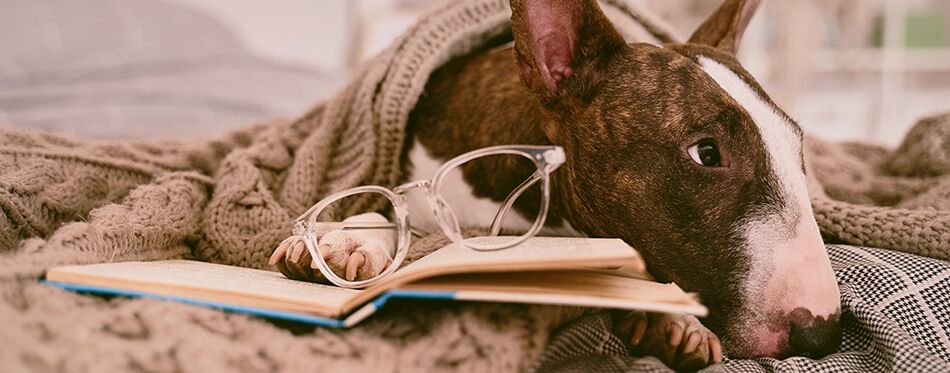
[1,0,948,370]
[805,114,950,259]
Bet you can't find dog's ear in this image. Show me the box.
[688,0,761,54]
[510,0,626,108]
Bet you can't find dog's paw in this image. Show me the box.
[270,235,328,283]
[317,229,393,281]
[614,311,723,371]
[269,214,394,284]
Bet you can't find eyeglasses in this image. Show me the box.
[286,145,565,288]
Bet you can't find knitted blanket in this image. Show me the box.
[804,115,950,260]
[1,0,949,370]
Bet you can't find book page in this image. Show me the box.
[401,236,643,276]
[346,237,644,309]
[46,260,358,316]
[400,271,707,316]
[404,271,693,303]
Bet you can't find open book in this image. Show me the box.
[44,237,706,328]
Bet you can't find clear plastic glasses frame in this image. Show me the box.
[289,144,566,288]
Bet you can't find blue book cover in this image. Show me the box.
[43,280,455,328]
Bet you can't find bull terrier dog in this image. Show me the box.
[271,0,842,368]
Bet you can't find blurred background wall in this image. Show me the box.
[2,0,949,146]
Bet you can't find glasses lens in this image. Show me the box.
[309,191,399,284]
[435,153,545,249]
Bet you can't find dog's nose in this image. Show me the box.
[787,308,842,358]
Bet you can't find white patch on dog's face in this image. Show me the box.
[699,57,840,355]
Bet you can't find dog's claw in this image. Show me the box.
[683,329,702,353]
[269,238,291,265]
[345,252,365,281]
[709,333,724,363]
[290,241,306,263]
[631,317,647,346]
[668,323,683,346]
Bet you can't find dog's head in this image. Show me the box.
[511,0,841,358]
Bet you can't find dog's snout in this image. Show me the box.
[787,308,842,358]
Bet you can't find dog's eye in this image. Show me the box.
[688,139,721,167]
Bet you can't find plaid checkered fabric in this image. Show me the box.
[535,245,950,372]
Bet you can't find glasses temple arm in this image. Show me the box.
[489,170,543,236]
[309,222,426,238]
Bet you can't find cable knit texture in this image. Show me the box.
[805,112,950,260]
[0,0,948,370]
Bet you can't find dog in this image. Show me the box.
[270,0,842,368]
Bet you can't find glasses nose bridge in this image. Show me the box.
[393,179,432,195]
